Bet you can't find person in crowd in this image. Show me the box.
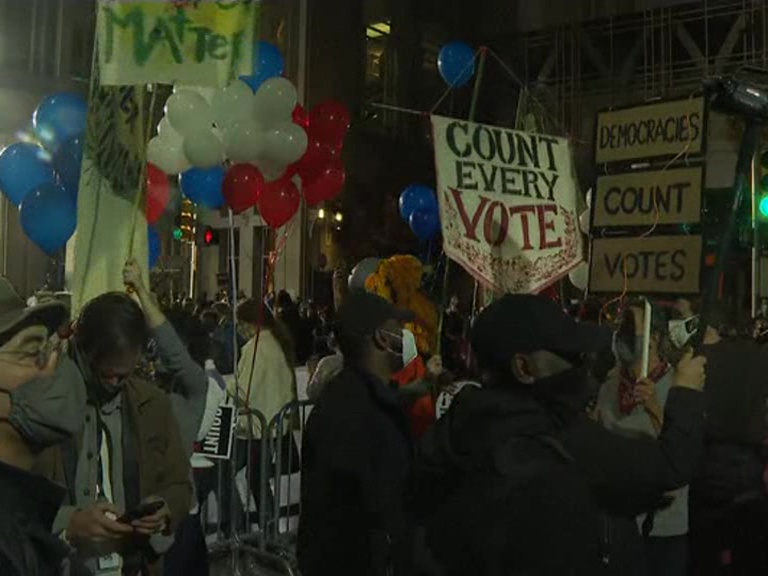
[298,290,418,576]
[685,306,768,575]
[276,290,312,366]
[596,301,689,576]
[211,301,244,375]
[306,330,343,401]
[122,260,215,576]
[415,294,706,576]
[37,292,192,576]
[440,295,465,374]
[0,279,90,575]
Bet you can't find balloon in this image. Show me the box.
[399,184,437,221]
[437,41,477,87]
[211,80,254,130]
[265,123,308,165]
[296,135,340,181]
[578,210,590,234]
[148,225,161,269]
[147,134,190,175]
[174,84,215,103]
[254,160,286,182]
[568,262,589,291]
[33,92,88,151]
[53,135,84,199]
[222,121,263,163]
[0,143,55,206]
[180,166,226,209]
[183,129,224,168]
[241,41,285,92]
[146,163,170,224]
[309,100,351,146]
[292,104,309,129]
[409,208,441,240]
[303,162,345,206]
[165,91,213,136]
[348,257,380,290]
[20,182,76,254]
[258,177,300,228]
[253,77,297,129]
[223,164,264,214]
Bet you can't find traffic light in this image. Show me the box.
[760,149,768,220]
[203,226,220,246]
[173,215,183,241]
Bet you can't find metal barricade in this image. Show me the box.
[264,400,315,556]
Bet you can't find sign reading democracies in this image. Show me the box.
[432,116,582,294]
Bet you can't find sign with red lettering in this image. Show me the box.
[593,166,703,227]
[589,235,702,294]
[595,97,706,164]
[431,115,583,294]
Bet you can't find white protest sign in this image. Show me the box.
[431,116,583,293]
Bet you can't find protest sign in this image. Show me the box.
[593,166,703,228]
[595,97,706,164]
[431,116,582,294]
[196,404,236,460]
[97,0,257,87]
[589,235,702,294]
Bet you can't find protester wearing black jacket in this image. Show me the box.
[415,294,707,576]
[298,291,417,576]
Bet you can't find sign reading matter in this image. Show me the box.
[589,235,702,294]
[97,0,257,87]
[593,166,703,228]
[595,98,705,164]
[432,115,582,294]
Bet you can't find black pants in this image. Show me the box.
[645,535,687,576]
[164,514,209,576]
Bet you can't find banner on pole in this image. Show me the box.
[431,115,583,294]
[97,0,257,87]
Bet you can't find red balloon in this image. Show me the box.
[296,136,340,182]
[309,100,350,147]
[146,163,170,224]
[292,104,309,129]
[258,177,300,228]
[223,164,264,215]
[303,161,346,206]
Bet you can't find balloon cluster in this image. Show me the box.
[146,41,350,229]
[0,92,86,254]
[399,185,440,240]
[438,41,477,88]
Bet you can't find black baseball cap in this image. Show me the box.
[336,290,415,342]
[471,294,613,372]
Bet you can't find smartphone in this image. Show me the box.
[117,500,164,524]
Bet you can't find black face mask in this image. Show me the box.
[530,365,594,424]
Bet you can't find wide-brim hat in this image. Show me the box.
[0,278,68,346]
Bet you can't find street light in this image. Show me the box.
[335,212,343,222]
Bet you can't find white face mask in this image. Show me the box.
[669,316,699,349]
[401,328,419,368]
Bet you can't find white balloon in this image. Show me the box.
[156,117,181,139]
[166,91,213,136]
[253,77,297,129]
[265,123,308,165]
[174,84,216,103]
[148,134,191,175]
[211,80,254,130]
[578,210,590,234]
[184,130,224,168]
[223,121,263,163]
[568,262,589,291]
[254,160,286,182]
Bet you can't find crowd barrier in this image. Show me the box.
[198,400,315,575]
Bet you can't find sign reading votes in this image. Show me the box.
[431,115,582,294]
[97,0,257,87]
[589,235,702,294]
[595,98,705,164]
[593,166,702,228]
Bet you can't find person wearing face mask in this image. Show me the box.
[0,279,90,576]
[414,294,707,576]
[36,292,192,576]
[298,290,419,576]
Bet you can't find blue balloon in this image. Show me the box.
[148,226,161,269]
[20,183,76,254]
[409,208,441,241]
[438,42,476,88]
[399,185,438,222]
[0,143,55,206]
[180,166,226,209]
[240,41,285,92]
[53,135,85,201]
[33,92,88,151]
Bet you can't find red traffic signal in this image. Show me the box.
[203,227,219,246]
